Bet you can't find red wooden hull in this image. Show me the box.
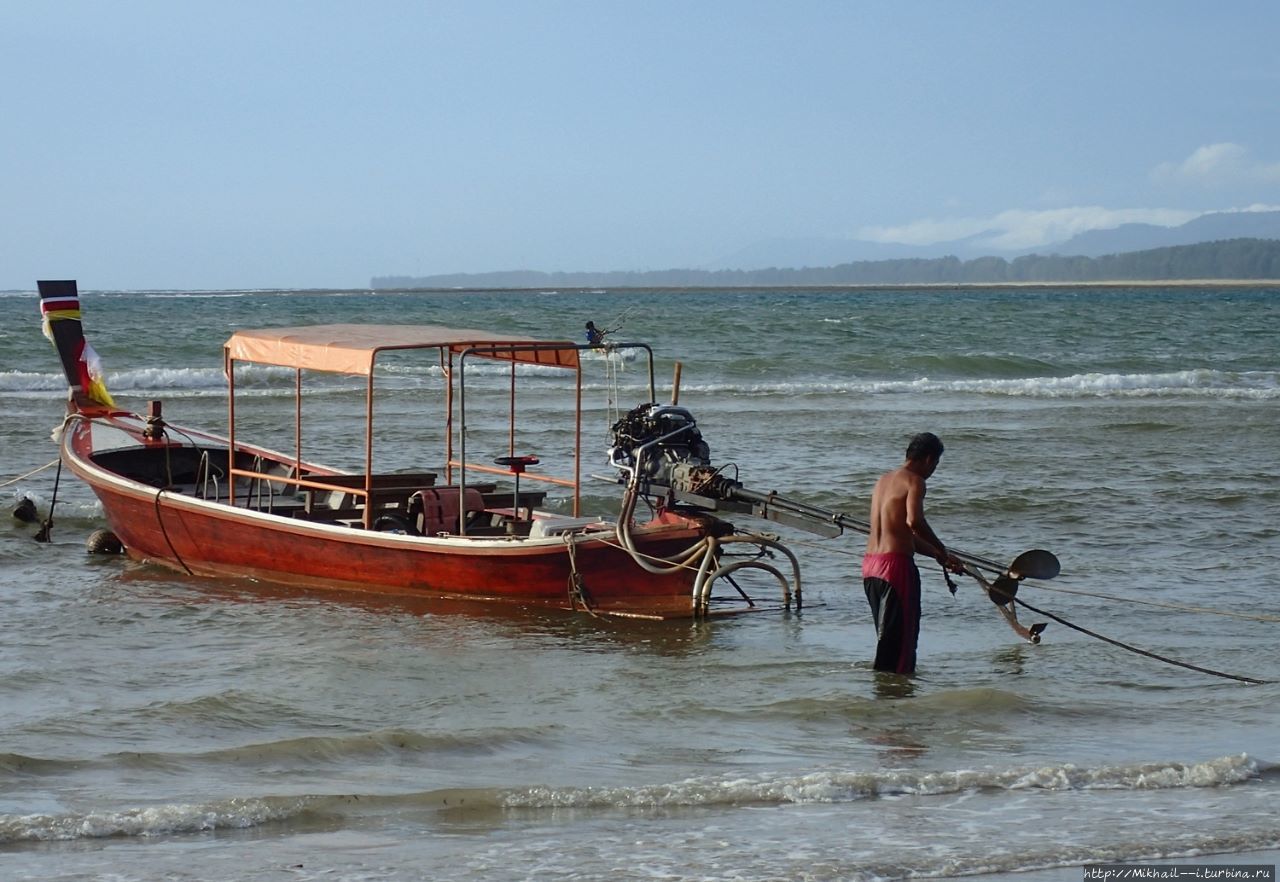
[61,418,718,619]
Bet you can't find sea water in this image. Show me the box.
[1,285,1278,881]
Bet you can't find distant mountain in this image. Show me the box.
[373,211,1280,289]
[706,210,1280,270]
[709,237,937,269]
[708,231,1007,270]
[372,238,1280,289]
[1051,210,1280,257]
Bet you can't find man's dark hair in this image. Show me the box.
[905,432,944,462]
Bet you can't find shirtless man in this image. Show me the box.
[862,432,964,675]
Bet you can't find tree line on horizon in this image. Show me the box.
[371,237,1280,289]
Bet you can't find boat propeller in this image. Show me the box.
[959,550,1059,643]
[985,548,1061,603]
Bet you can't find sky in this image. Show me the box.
[5,0,1280,290]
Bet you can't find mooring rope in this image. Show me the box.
[563,534,600,617]
[33,455,64,543]
[2,458,61,488]
[152,488,194,576]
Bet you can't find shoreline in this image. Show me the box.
[371,279,1280,293]
[5,279,1279,296]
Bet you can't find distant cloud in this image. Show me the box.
[857,206,1200,252]
[1151,143,1280,187]
[1220,202,1280,213]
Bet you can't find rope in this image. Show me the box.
[603,344,624,432]
[1009,594,1268,685]
[2,458,61,488]
[33,455,64,543]
[592,533,705,574]
[587,523,798,608]
[563,534,599,617]
[152,488,194,575]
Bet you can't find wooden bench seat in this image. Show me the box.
[302,471,439,515]
[479,489,549,518]
[302,476,506,526]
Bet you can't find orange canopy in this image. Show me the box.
[224,324,580,375]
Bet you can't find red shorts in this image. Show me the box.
[862,552,922,674]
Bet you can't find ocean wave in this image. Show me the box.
[0,796,304,843]
[0,726,558,781]
[2,489,101,522]
[0,370,71,393]
[1,754,1264,843]
[498,753,1266,809]
[0,360,591,398]
[679,368,1280,399]
[0,366,239,395]
[6,363,1277,403]
[906,351,1066,378]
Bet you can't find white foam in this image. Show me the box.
[0,797,302,842]
[0,755,1264,845]
[499,753,1262,809]
[675,369,1280,399]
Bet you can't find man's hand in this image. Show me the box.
[940,551,966,575]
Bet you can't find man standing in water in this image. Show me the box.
[863,432,964,674]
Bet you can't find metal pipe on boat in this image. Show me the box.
[700,559,791,612]
[457,341,580,535]
[614,438,720,572]
[227,353,237,507]
[697,534,801,610]
[363,370,375,530]
[620,529,711,573]
[458,350,469,535]
[508,359,516,456]
[294,368,303,478]
[444,351,454,486]
[614,485,712,574]
[741,533,801,606]
[690,538,720,613]
[574,358,582,518]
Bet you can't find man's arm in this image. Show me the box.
[905,477,962,570]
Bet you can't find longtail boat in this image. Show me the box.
[37,280,805,619]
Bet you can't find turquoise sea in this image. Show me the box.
[2,285,1278,881]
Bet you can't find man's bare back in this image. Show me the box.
[865,439,961,570]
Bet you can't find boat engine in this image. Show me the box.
[607,401,806,613]
[607,401,844,538]
[607,403,711,490]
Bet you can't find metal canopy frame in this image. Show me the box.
[222,327,649,532]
